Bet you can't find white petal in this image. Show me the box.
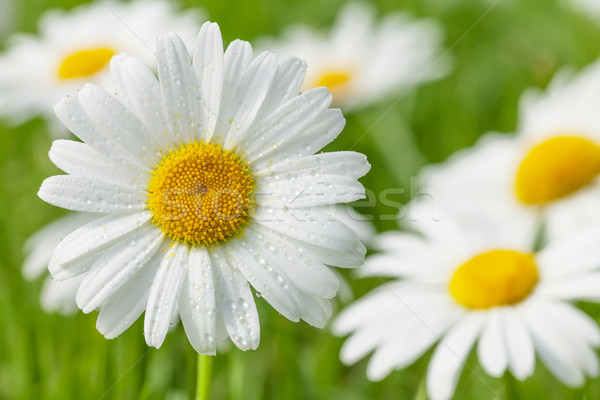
[40,275,83,315]
[251,108,346,171]
[251,224,340,298]
[38,175,146,213]
[296,239,366,268]
[96,251,162,339]
[216,52,279,147]
[156,32,200,145]
[211,247,260,351]
[243,87,332,159]
[252,56,307,123]
[501,308,535,380]
[110,54,171,149]
[252,207,362,263]
[178,246,218,355]
[49,140,140,185]
[426,313,484,400]
[193,22,224,139]
[49,212,152,279]
[23,213,96,279]
[256,174,365,209]
[477,309,508,378]
[538,273,600,301]
[533,301,600,347]
[76,224,164,313]
[53,95,147,171]
[77,84,157,165]
[520,303,585,386]
[221,39,253,113]
[145,243,188,348]
[255,151,370,181]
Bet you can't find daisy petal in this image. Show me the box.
[96,252,161,339]
[76,224,164,313]
[477,308,508,378]
[502,308,535,380]
[537,272,600,301]
[252,108,346,170]
[253,207,361,261]
[49,140,140,185]
[243,87,332,159]
[40,275,83,315]
[179,246,218,355]
[156,32,200,145]
[39,175,146,213]
[110,54,171,149]
[217,51,279,147]
[252,56,307,123]
[255,151,370,181]
[520,303,585,386]
[54,94,147,170]
[77,84,157,165]
[257,175,365,209]
[145,244,188,348]
[211,248,260,351]
[49,211,151,279]
[193,22,224,139]
[221,39,253,112]
[426,313,484,400]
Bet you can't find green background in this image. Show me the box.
[2,0,600,398]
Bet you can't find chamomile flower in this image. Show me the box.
[422,59,600,242]
[0,0,203,131]
[38,22,369,354]
[334,209,600,400]
[23,213,97,314]
[258,2,445,111]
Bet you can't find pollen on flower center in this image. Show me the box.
[57,47,116,80]
[515,135,600,205]
[147,141,254,246]
[449,249,538,309]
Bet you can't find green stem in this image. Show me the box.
[195,354,213,400]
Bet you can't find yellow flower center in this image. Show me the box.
[449,250,538,309]
[316,70,352,90]
[515,136,600,205]
[57,47,116,80]
[147,142,254,246]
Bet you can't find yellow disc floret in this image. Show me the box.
[317,70,352,90]
[515,135,600,205]
[57,47,116,80]
[147,141,254,246]
[449,249,538,310]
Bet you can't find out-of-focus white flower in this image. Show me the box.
[38,23,370,354]
[23,213,97,314]
[422,59,600,242]
[257,2,446,111]
[0,0,204,132]
[334,207,600,400]
[567,0,600,16]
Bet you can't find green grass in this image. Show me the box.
[2,0,600,398]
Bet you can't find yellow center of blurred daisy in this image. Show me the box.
[316,70,352,91]
[449,250,538,309]
[147,141,254,246]
[57,47,116,80]
[515,136,600,205]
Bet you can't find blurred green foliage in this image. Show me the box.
[2,0,600,399]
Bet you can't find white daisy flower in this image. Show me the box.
[0,0,203,130]
[334,209,600,400]
[422,59,600,242]
[257,2,445,111]
[23,213,97,315]
[38,22,370,354]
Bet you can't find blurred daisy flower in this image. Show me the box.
[334,208,600,400]
[258,2,446,111]
[38,23,370,354]
[0,0,203,132]
[23,213,96,315]
[422,59,600,242]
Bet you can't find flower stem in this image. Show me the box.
[195,354,213,400]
